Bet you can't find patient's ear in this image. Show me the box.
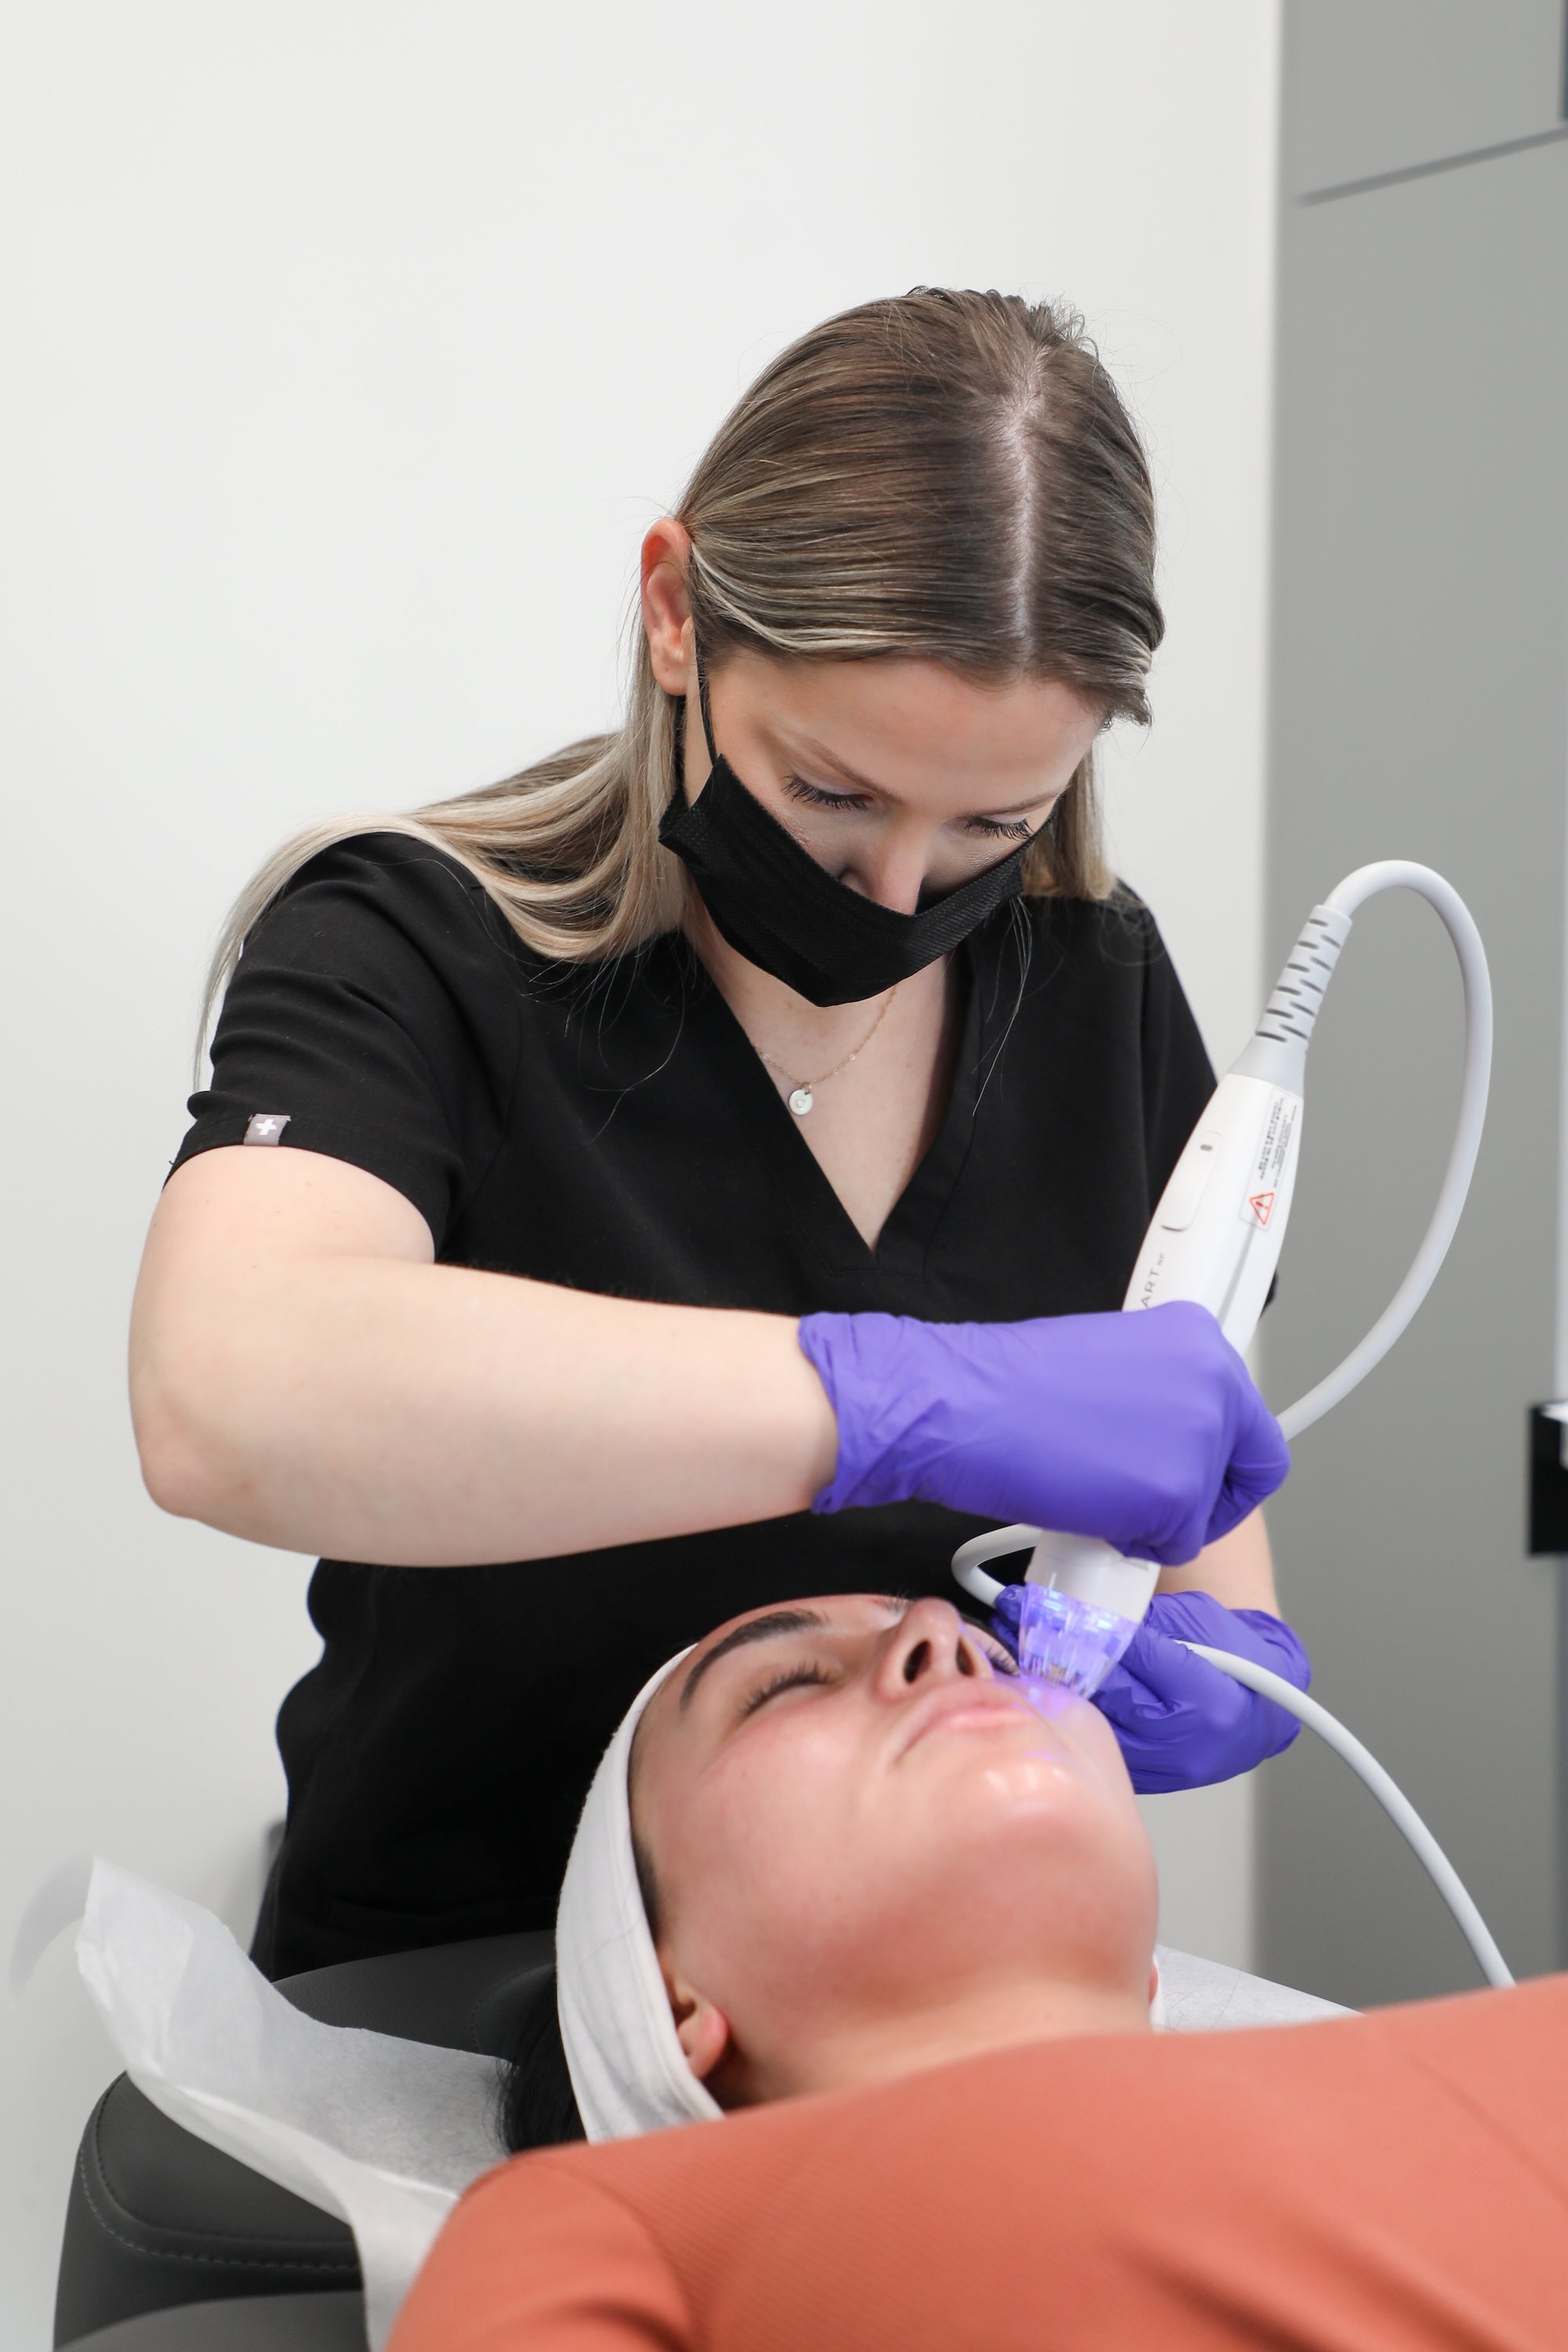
[665,1969,731,2082]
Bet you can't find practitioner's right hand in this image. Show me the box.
[796,1301,1288,1568]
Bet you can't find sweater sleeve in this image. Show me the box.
[387,2158,692,2352]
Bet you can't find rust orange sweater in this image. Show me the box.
[391,1976,1568,2351]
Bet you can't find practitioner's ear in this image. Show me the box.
[666,1971,731,2082]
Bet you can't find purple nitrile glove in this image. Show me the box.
[992,1587,1307,1794]
[797,1301,1288,1570]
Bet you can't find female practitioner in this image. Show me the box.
[130,289,1296,1977]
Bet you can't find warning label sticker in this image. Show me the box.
[1239,1091,1298,1229]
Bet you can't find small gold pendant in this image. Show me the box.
[788,1087,814,1116]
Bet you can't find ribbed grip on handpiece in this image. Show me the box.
[1253,905,1352,1050]
[1232,904,1353,1093]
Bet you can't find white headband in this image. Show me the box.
[555,1650,724,2143]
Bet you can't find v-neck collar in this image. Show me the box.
[684,923,1001,1281]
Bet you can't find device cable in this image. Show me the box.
[1188,1642,1513,1990]
[1276,862,1492,1439]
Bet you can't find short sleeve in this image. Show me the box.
[1132,901,1217,1200]
[172,834,523,1252]
[387,2156,693,2352]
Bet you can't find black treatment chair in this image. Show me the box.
[55,1929,554,2350]
[56,2299,367,2351]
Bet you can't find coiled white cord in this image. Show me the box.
[1242,864,1508,1984]
[954,863,1494,1603]
[965,865,1511,1986]
[1189,1642,1513,1990]
[1276,862,1492,1440]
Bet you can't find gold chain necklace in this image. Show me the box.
[754,990,896,1116]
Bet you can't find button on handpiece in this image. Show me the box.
[1158,1134,1224,1232]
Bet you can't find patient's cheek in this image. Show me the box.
[663,1733,861,1966]
[1033,1689,1140,1805]
[713,1713,860,1842]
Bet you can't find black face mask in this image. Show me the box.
[657,666,1032,1007]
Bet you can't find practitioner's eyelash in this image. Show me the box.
[966,812,1036,842]
[783,772,869,813]
[739,1662,834,1717]
[783,772,1040,843]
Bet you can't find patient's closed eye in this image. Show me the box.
[960,1621,1018,1678]
[740,1663,834,1717]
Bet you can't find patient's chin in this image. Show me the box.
[931,1744,1138,1880]
[975,1751,1083,1811]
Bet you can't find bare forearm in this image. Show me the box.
[134,1256,837,1564]
[1155,1509,1279,1613]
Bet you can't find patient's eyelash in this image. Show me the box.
[958,1614,1019,1676]
[740,1662,833,1717]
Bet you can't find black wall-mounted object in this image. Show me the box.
[1527,1404,1568,1554]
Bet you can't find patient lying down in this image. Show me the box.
[622,1591,1149,2114]
[392,1596,1568,2350]
[499,1591,1157,2150]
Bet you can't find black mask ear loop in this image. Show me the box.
[694,641,720,770]
[666,638,719,805]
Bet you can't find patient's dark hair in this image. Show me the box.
[496,1965,585,2155]
[499,1708,668,2154]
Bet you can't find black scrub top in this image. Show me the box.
[172,834,1214,1976]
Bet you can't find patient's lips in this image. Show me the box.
[894,1681,1046,1762]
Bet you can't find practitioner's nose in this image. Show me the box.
[874,1597,993,1700]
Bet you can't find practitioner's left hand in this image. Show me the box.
[990,1586,1310,1794]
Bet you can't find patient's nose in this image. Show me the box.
[876,1598,992,1699]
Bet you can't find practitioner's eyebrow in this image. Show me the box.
[678,1598,909,1713]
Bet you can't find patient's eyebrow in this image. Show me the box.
[678,1598,910,1713]
[679,1609,829,1711]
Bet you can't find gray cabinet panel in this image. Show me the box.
[1285,0,1566,196]
[1260,139,1568,2005]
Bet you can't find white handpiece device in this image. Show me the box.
[951,863,1509,1991]
[953,865,1490,1681]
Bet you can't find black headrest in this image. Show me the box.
[277,1928,555,2055]
[55,1931,556,2349]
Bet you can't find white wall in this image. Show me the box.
[0,5,1279,2336]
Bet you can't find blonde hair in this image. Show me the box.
[203,289,1162,1044]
